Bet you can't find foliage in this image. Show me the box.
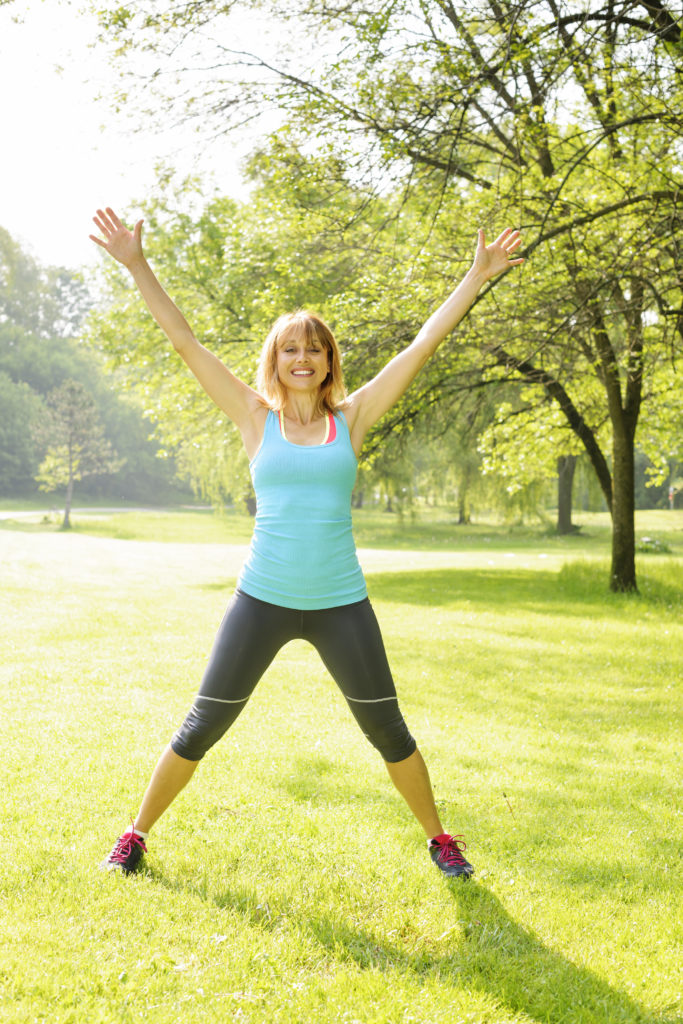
[33,379,123,527]
[0,226,185,502]
[478,389,586,493]
[85,167,397,506]
[0,225,91,338]
[0,370,45,489]
[89,0,683,588]
[636,535,671,554]
[635,365,683,485]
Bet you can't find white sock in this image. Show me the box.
[124,824,148,840]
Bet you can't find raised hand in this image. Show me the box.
[472,227,524,281]
[89,207,144,268]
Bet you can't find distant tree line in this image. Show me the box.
[0,226,188,509]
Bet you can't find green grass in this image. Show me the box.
[2,502,681,555]
[0,510,681,1023]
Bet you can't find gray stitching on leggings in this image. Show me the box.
[195,695,250,704]
[345,695,398,703]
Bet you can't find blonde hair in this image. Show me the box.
[256,310,346,417]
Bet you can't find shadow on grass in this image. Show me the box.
[143,863,672,1024]
[366,565,682,615]
[304,881,673,1024]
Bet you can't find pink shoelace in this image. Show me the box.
[109,829,147,865]
[431,833,469,867]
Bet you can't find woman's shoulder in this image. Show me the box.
[331,403,351,425]
[240,401,271,462]
[333,398,357,428]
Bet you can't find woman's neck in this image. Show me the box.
[283,392,322,425]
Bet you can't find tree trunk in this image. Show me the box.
[585,290,641,593]
[63,473,74,530]
[556,454,577,534]
[457,463,472,524]
[457,498,470,525]
[610,429,637,592]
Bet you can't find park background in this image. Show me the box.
[0,1,681,1022]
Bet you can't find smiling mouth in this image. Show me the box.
[292,369,315,376]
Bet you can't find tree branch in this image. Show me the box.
[638,0,682,43]
[523,189,682,259]
[488,342,613,511]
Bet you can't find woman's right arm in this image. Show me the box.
[90,208,264,443]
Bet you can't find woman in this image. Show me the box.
[91,207,523,879]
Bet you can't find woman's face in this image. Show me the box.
[276,331,330,394]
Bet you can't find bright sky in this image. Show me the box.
[0,1,262,272]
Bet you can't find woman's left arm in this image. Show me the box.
[344,227,523,453]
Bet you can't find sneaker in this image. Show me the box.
[100,826,147,874]
[429,833,474,878]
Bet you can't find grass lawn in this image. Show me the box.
[0,508,681,1023]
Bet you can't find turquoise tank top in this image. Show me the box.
[237,409,368,609]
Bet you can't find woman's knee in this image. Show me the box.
[170,701,244,761]
[352,705,417,763]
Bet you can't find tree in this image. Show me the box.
[0,226,91,338]
[268,0,681,591]
[477,386,599,532]
[91,0,683,588]
[0,226,185,502]
[0,371,44,490]
[33,379,122,528]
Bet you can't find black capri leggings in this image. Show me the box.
[171,589,416,763]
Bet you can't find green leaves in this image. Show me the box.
[33,379,122,493]
[86,0,682,578]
